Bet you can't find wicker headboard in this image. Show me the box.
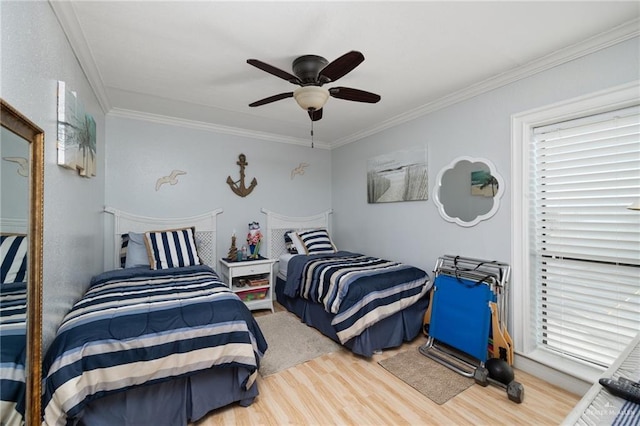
[261,208,333,259]
[104,207,223,270]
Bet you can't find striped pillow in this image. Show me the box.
[1,234,28,283]
[119,234,129,268]
[284,230,298,254]
[144,227,201,270]
[296,229,337,254]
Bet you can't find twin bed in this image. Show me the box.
[39,208,431,425]
[261,208,432,357]
[41,209,267,426]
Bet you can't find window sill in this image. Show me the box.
[515,348,605,395]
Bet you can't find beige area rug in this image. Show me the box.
[378,347,474,405]
[255,311,343,376]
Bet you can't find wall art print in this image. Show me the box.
[367,147,428,203]
[57,81,97,177]
[471,170,499,197]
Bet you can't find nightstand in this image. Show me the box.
[218,257,276,312]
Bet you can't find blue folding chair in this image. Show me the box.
[420,255,509,377]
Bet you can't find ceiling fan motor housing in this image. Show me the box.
[247,50,379,121]
[292,55,329,84]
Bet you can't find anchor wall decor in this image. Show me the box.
[226,153,258,197]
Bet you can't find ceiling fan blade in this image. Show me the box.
[329,87,381,103]
[319,51,365,84]
[308,108,323,121]
[247,59,301,85]
[249,92,294,107]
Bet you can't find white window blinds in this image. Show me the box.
[531,105,640,367]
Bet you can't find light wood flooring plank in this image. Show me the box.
[194,307,580,425]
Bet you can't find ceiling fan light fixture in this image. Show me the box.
[293,86,329,111]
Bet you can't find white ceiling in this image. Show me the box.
[51,1,640,148]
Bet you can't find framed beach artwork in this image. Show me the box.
[367,147,428,203]
[57,81,97,177]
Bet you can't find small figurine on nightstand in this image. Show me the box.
[246,221,262,259]
[227,232,239,261]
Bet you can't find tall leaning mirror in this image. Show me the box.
[1,99,44,426]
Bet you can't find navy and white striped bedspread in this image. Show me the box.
[0,281,26,425]
[285,252,430,343]
[42,265,267,426]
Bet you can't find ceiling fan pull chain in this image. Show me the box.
[310,118,314,148]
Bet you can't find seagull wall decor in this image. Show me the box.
[291,162,309,179]
[155,169,186,191]
[3,156,29,177]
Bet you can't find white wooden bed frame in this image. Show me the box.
[104,207,223,270]
[260,208,333,259]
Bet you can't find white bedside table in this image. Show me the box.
[218,257,276,312]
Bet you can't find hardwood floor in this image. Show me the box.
[194,305,580,425]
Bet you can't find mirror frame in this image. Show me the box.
[1,99,44,426]
[433,156,504,227]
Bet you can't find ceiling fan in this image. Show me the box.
[247,51,381,121]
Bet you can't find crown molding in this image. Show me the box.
[108,108,330,149]
[49,1,111,113]
[51,0,638,150]
[330,18,640,149]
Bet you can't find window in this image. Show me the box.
[511,82,640,381]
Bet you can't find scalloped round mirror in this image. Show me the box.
[433,156,504,227]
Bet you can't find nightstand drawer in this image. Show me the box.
[231,263,271,277]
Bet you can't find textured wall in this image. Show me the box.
[105,115,332,268]
[1,1,106,351]
[331,37,639,274]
